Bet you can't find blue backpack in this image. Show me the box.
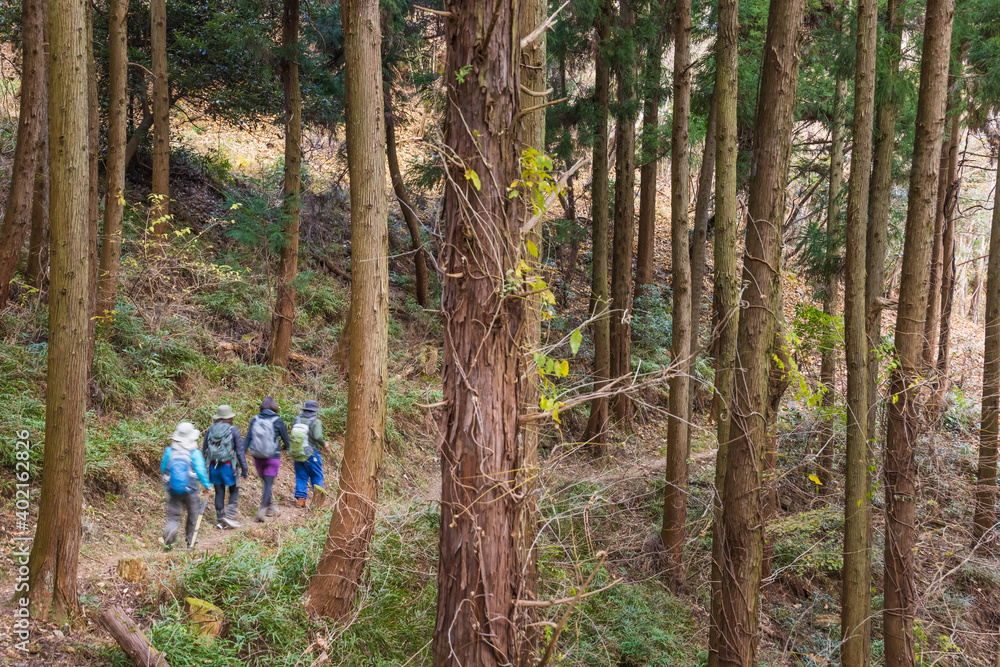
[168,448,195,494]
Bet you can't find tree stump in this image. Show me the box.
[115,558,147,582]
[184,597,223,641]
[99,605,169,667]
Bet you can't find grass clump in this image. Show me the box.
[771,506,844,577]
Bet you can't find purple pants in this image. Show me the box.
[253,457,280,478]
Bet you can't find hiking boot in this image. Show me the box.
[266,505,281,518]
[221,516,242,529]
[255,507,267,523]
[296,498,307,508]
[312,486,326,509]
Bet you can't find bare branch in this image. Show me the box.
[520,0,571,49]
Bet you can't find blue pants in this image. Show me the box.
[294,452,325,499]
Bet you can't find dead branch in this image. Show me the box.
[520,0,571,49]
[99,606,170,667]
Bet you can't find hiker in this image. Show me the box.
[161,422,211,549]
[244,396,290,522]
[203,404,247,529]
[290,400,330,509]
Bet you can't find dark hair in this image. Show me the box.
[261,396,279,413]
[214,418,234,425]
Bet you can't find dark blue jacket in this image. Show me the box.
[244,409,291,457]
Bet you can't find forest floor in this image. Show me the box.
[2,108,1000,666]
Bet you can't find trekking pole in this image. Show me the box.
[188,497,209,550]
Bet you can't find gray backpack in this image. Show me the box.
[248,414,280,459]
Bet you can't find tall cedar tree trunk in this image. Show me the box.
[0,0,46,306]
[690,96,717,386]
[707,0,739,662]
[583,0,613,451]
[883,0,954,661]
[27,0,90,620]
[305,0,388,619]
[268,0,302,368]
[26,142,49,290]
[634,12,666,300]
[609,0,637,428]
[717,0,804,662]
[936,108,962,395]
[96,0,128,319]
[819,75,846,492]
[922,103,955,372]
[866,0,903,446]
[431,1,525,664]
[662,0,692,591]
[150,0,169,235]
[516,0,546,659]
[973,158,1000,547]
[841,0,877,660]
[384,94,428,308]
[86,6,99,361]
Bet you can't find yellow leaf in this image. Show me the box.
[809,474,822,486]
[526,240,538,258]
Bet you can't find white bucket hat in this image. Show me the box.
[171,421,200,450]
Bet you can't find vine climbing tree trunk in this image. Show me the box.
[269,0,302,369]
[0,0,46,307]
[609,0,637,429]
[662,0,692,592]
[840,0,878,659]
[305,0,388,620]
[690,94,716,386]
[97,0,128,320]
[706,0,738,662]
[583,0,613,452]
[883,0,954,661]
[973,159,1000,549]
[27,0,90,621]
[718,0,805,661]
[936,108,962,397]
[430,1,525,664]
[516,0,546,659]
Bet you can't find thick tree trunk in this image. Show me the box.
[717,0,804,661]
[690,95,716,379]
[583,0,613,452]
[936,109,962,396]
[150,0,169,235]
[609,0,637,428]
[305,0,388,620]
[661,0,692,592]
[516,0,546,660]
[973,160,1000,548]
[840,0,878,660]
[634,17,665,300]
[707,1,739,663]
[0,0,46,307]
[883,0,954,662]
[866,0,903,449]
[268,0,302,369]
[819,75,846,492]
[431,2,524,664]
[384,99,428,308]
[27,0,90,620]
[97,0,129,320]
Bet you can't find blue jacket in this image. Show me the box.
[161,446,211,491]
[202,424,248,477]
[244,409,290,458]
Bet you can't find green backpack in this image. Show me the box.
[205,422,234,464]
[289,417,315,462]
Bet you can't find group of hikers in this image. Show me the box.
[159,396,331,549]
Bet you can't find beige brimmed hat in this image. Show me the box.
[214,404,236,420]
[171,422,200,449]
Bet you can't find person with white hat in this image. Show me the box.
[160,421,211,548]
